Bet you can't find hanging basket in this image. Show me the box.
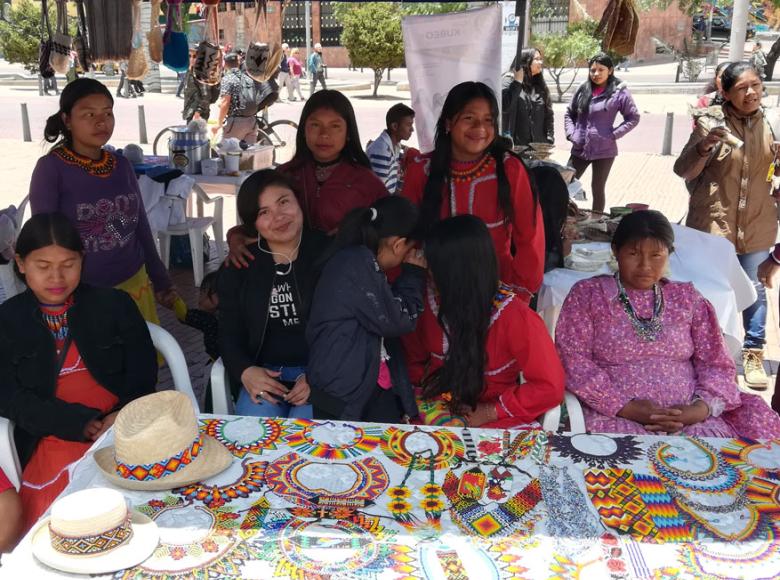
[245,42,283,83]
[193,5,223,85]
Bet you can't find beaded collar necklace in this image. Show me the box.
[614,273,664,342]
[314,158,341,184]
[40,296,74,341]
[53,146,115,178]
[449,154,492,184]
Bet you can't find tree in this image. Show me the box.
[535,29,601,102]
[0,0,46,74]
[337,3,404,97]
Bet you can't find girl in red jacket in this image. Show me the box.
[404,215,564,429]
[402,81,544,299]
[228,90,387,267]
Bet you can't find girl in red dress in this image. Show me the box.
[404,215,564,429]
[0,213,157,532]
[402,81,544,299]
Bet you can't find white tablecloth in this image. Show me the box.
[537,224,757,356]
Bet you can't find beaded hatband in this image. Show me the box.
[115,435,203,481]
[49,514,133,556]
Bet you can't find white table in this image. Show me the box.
[537,224,757,357]
[192,172,254,224]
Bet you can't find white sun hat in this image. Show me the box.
[94,391,232,491]
[31,488,159,574]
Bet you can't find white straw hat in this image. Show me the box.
[94,391,232,491]
[31,488,159,574]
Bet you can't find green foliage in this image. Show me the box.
[399,2,469,15]
[338,3,405,97]
[535,29,601,102]
[0,0,46,73]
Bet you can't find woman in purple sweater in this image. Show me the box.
[564,53,640,213]
[29,78,176,322]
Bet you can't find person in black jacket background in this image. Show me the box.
[0,213,156,531]
[306,196,426,423]
[218,169,328,418]
[502,48,554,149]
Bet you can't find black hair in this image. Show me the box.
[573,52,619,117]
[199,269,220,299]
[514,47,551,105]
[720,61,761,93]
[236,169,299,236]
[422,215,498,412]
[611,210,675,253]
[319,196,419,264]
[44,78,113,148]
[14,213,84,281]
[421,81,537,235]
[385,103,415,131]
[704,61,731,94]
[291,90,371,168]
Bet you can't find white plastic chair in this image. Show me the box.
[541,391,586,433]
[0,195,30,302]
[157,185,225,287]
[146,322,200,412]
[0,417,22,491]
[209,357,234,415]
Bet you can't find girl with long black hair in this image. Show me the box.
[306,196,426,422]
[227,90,388,268]
[403,215,564,428]
[564,52,640,213]
[402,81,544,298]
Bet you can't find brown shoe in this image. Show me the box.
[743,348,769,390]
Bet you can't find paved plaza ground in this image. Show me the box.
[0,64,776,409]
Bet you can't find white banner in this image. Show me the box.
[402,5,502,152]
[501,1,519,74]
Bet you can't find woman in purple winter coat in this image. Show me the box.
[564,53,640,213]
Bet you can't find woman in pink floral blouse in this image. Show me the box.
[555,210,780,438]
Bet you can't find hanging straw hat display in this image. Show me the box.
[163,0,189,72]
[38,0,56,79]
[94,391,232,491]
[244,3,282,83]
[30,488,159,574]
[193,3,223,86]
[83,0,133,62]
[147,0,163,64]
[49,0,72,74]
[127,0,148,80]
[597,0,640,57]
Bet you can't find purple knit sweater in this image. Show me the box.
[29,148,171,291]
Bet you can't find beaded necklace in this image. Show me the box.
[52,146,115,178]
[386,452,444,534]
[314,158,340,184]
[449,154,493,184]
[614,273,664,342]
[40,297,74,341]
[648,437,745,493]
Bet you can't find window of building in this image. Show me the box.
[319,1,342,48]
[282,2,306,47]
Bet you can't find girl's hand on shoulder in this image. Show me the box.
[404,248,427,269]
[226,228,258,269]
[285,375,311,406]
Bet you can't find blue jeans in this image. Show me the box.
[737,250,768,349]
[235,365,312,419]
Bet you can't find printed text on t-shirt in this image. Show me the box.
[270,281,300,327]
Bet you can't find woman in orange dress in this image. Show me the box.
[0,213,157,531]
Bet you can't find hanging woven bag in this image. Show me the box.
[147,0,163,63]
[193,4,223,86]
[38,0,56,79]
[49,0,72,74]
[244,5,282,83]
[163,0,189,72]
[127,0,148,80]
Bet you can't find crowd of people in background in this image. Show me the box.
[3,44,780,553]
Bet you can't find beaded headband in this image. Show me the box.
[115,435,203,481]
[49,514,133,556]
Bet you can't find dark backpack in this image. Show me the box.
[237,72,261,117]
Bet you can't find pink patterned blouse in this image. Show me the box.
[555,276,780,439]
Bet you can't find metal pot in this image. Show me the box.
[168,126,210,174]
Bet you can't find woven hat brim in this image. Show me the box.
[31,511,158,574]
[93,435,233,491]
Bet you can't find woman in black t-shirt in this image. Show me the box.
[218,170,329,417]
